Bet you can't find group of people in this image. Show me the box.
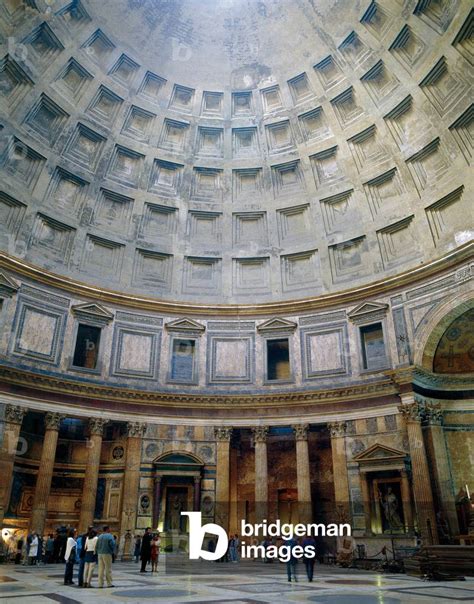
[134,527,161,572]
[63,525,116,588]
[11,531,68,565]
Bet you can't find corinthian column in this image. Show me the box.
[0,405,27,529]
[292,424,312,524]
[30,412,64,534]
[78,418,109,532]
[214,427,232,531]
[252,426,269,523]
[423,400,459,539]
[120,421,146,560]
[328,421,351,523]
[398,398,438,545]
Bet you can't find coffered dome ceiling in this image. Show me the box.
[0,0,472,305]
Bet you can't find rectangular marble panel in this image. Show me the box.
[208,335,254,383]
[301,325,349,379]
[111,325,160,379]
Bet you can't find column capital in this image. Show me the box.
[194,474,202,484]
[252,426,269,443]
[292,423,309,441]
[89,417,109,436]
[126,421,147,438]
[214,426,233,441]
[5,404,27,425]
[44,412,64,431]
[327,421,347,437]
[398,402,423,423]
[423,401,443,426]
[154,475,162,484]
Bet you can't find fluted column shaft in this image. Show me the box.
[214,427,232,531]
[120,422,146,560]
[293,424,312,524]
[399,398,438,544]
[400,468,414,533]
[328,422,351,523]
[153,476,162,530]
[0,405,27,529]
[252,426,268,523]
[359,472,372,534]
[30,412,63,534]
[78,418,108,533]
[193,475,202,512]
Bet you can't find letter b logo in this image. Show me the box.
[182,512,228,560]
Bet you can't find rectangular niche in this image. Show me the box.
[29,213,75,263]
[140,203,178,239]
[107,145,144,189]
[111,325,160,379]
[86,85,124,126]
[314,55,346,90]
[320,189,357,235]
[233,212,268,246]
[265,120,295,154]
[363,167,404,218]
[138,71,166,102]
[11,300,65,365]
[196,126,224,157]
[109,53,140,87]
[169,338,198,383]
[159,118,189,152]
[301,325,348,379]
[233,257,270,295]
[183,256,222,295]
[81,29,115,66]
[0,54,34,106]
[288,73,314,104]
[232,168,264,201]
[405,137,450,195]
[298,107,331,142]
[280,249,320,293]
[266,338,291,382]
[93,188,133,234]
[347,125,389,173]
[0,191,27,236]
[148,159,184,197]
[329,236,370,284]
[23,93,69,146]
[360,60,400,105]
[133,248,173,289]
[330,87,365,129]
[54,58,92,102]
[45,167,88,215]
[232,127,259,158]
[201,91,224,116]
[377,215,419,268]
[121,105,156,142]
[24,22,64,64]
[208,336,254,383]
[271,160,305,197]
[310,146,343,188]
[62,123,106,172]
[261,85,284,113]
[277,203,312,243]
[187,210,222,243]
[191,167,223,201]
[419,56,469,116]
[169,84,195,113]
[360,322,388,371]
[389,25,427,69]
[338,31,372,67]
[232,91,253,116]
[82,234,124,277]
[425,186,466,246]
[1,137,46,191]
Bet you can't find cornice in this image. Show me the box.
[0,364,397,410]
[0,243,471,317]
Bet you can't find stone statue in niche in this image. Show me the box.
[379,486,403,531]
[168,493,187,532]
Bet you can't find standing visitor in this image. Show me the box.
[76,528,88,587]
[83,528,98,588]
[64,529,77,585]
[233,534,240,562]
[112,535,118,562]
[15,537,23,564]
[302,534,317,582]
[229,535,236,562]
[28,532,38,565]
[284,536,298,582]
[133,535,141,563]
[139,527,152,572]
[150,532,161,572]
[96,525,115,588]
[45,534,54,563]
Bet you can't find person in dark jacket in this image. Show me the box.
[140,527,153,572]
[302,535,317,582]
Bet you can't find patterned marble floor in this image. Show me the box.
[0,558,472,603]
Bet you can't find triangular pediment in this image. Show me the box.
[257,317,297,333]
[353,443,407,463]
[165,318,206,334]
[0,271,19,297]
[348,301,389,323]
[71,303,114,324]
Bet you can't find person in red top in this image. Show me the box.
[150,532,161,572]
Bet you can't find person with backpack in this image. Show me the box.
[76,528,90,587]
[64,529,77,585]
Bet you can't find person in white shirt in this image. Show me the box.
[64,529,77,585]
[83,528,98,588]
[28,533,38,565]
